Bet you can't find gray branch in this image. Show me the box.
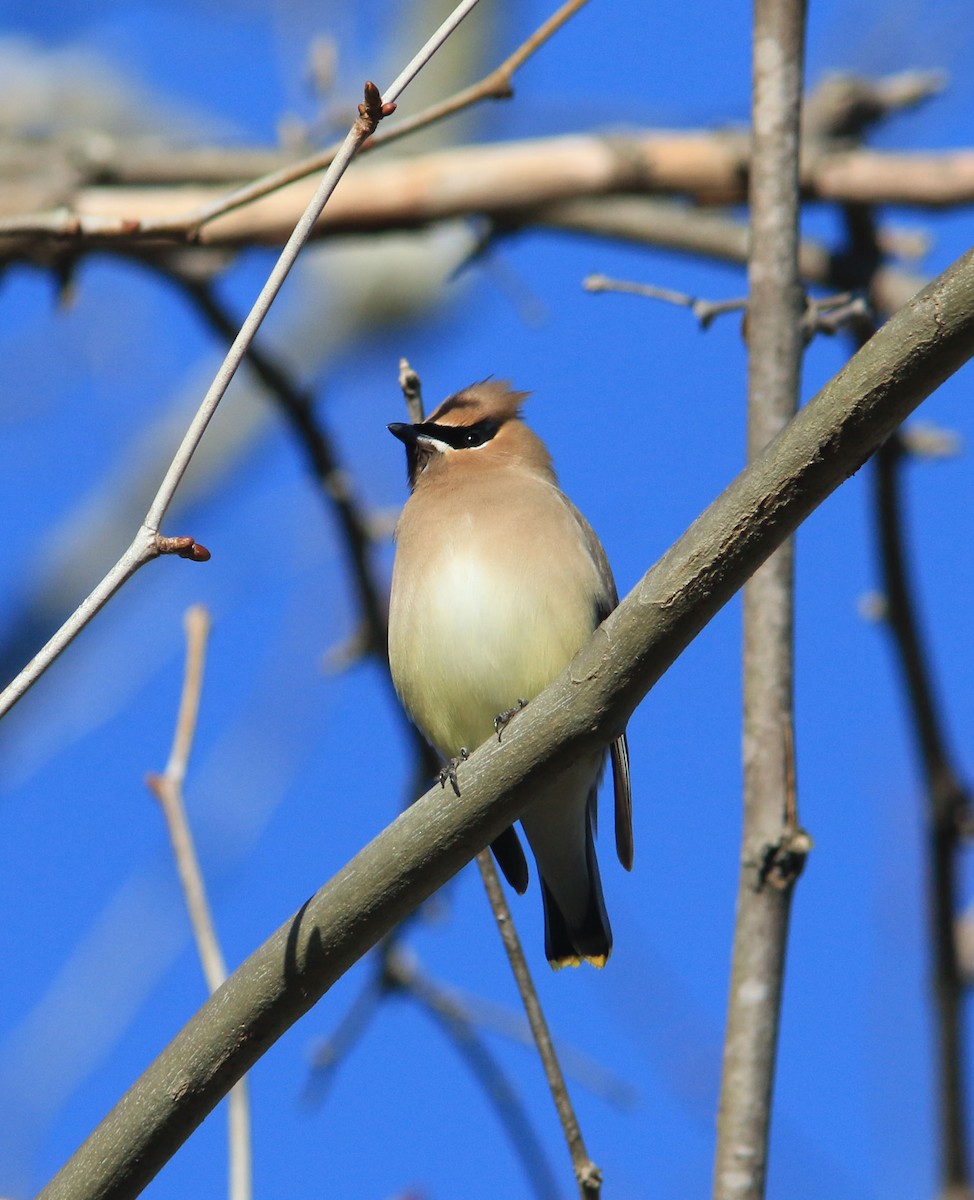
[715,2,808,1198]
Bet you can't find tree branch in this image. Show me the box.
[36,243,974,1200]
[4,133,974,255]
[714,5,808,1197]
[875,438,974,1198]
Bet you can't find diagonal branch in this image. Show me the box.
[476,852,601,1198]
[36,244,974,1200]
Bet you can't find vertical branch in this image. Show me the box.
[836,197,972,1197]
[714,3,809,1199]
[147,606,252,1200]
[875,439,973,1199]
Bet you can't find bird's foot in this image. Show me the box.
[439,748,469,796]
[494,698,528,742]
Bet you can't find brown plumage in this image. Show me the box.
[388,381,632,967]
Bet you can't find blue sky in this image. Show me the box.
[0,2,973,1198]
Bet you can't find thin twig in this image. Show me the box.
[531,197,925,318]
[833,195,973,1197]
[585,274,872,341]
[800,290,873,339]
[477,852,602,1199]
[302,931,562,1200]
[399,357,426,425]
[146,606,252,1200]
[409,984,639,1110]
[714,3,809,1199]
[584,273,748,329]
[0,0,482,722]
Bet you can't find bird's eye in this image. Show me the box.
[460,418,499,448]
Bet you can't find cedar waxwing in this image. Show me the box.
[387,381,633,969]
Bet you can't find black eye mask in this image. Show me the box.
[414,417,501,449]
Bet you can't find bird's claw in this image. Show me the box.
[439,748,469,796]
[494,698,528,741]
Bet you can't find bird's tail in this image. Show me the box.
[539,805,612,969]
[520,757,613,969]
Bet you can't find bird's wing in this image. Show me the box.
[610,733,633,870]
[562,495,634,870]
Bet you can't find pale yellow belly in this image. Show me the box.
[389,540,597,757]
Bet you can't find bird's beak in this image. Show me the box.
[388,422,419,446]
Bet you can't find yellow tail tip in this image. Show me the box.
[549,953,608,971]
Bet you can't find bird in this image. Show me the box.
[387,380,633,969]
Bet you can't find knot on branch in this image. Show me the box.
[754,827,813,892]
[576,1158,603,1198]
[155,534,211,562]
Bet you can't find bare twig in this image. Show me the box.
[800,290,873,339]
[34,240,974,1200]
[583,274,747,329]
[477,852,601,1198]
[714,3,808,1199]
[898,422,962,459]
[584,275,872,342]
[399,357,426,425]
[146,606,252,1200]
[531,197,925,318]
[302,932,561,1200]
[802,69,947,142]
[835,196,972,1195]
[172,271,389,656]
[0,0,482,722]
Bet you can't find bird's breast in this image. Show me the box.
[389,488,602,757]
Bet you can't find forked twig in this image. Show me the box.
[584,273,747,329]
[146,606,252,1200]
